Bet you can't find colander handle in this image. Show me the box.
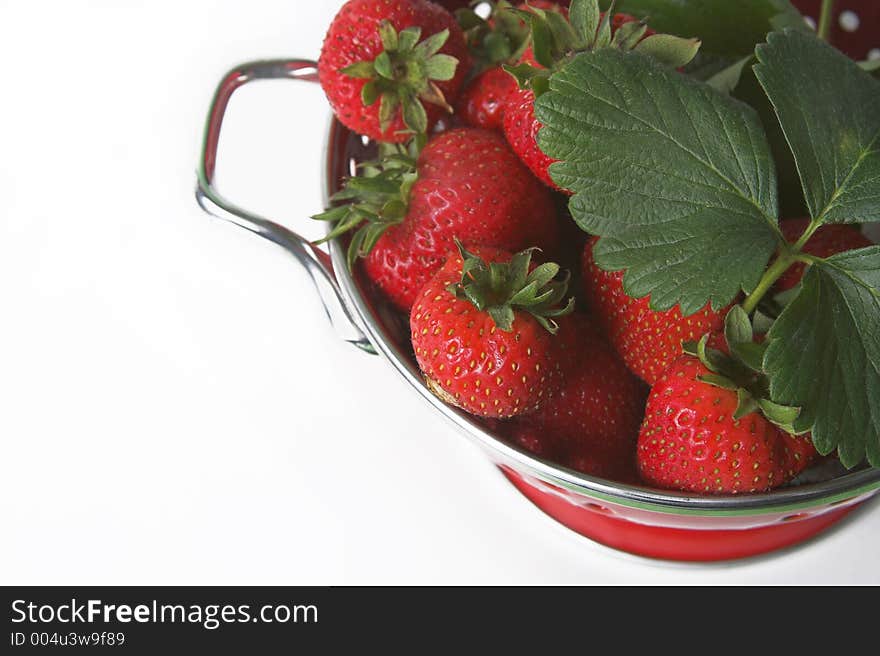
[195,59,375,354]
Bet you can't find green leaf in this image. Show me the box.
[611,20,648,51]
[754,30,880,225]
[734,388,760,419]
[535,50,780,314]
[705,55,752,94]
[340,61,376,79]
[425,54,458,81]
[725,305,754,346]
[633,34,701,68]
[374,51,394,79]
[569,0,601,45]
[601,0,807,57]
[756,399,801,432]
[402,96,428,133]
[414,28,448,57]
[379,21,399,52]
[764,247,880,467]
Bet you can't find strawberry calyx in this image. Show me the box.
[505,0,701,97]
[455,1,533,75]
[446,239,575,334]
[312,140,420,269]
[682,306,802,433]
[340,20,461,135]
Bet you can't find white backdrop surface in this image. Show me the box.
[1,0,878,585]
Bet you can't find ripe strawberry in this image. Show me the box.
[318,0,470,142]
[316,128,560,311]
[509,314,647,480]
[411,243,574,419]
[455,67,518,129]
[637,352,816,495]
[774,218,872,292]
[582,238,731,385]
[502,5,698,190]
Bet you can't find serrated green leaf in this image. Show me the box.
[754,30,880,226]
[764,247,880,467]
[569,0,601,45]
[633,34,701,68]
[535,50,780,314]
[601,0,807,56]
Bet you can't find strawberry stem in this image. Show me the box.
[817,0,836,42]
[741,252,797,314]
[741,218,824,314]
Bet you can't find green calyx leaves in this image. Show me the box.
[340,21,460,135]
[684,307,801,432]
[455,1,531,75]
[504,0,700,97]
[312,140,420,269]
[446,240,575,334]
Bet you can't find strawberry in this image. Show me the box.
[509,314,647,480]
[637,351,816,495]
[502,4,698,189]
[774,219,872,292]
[582,237,732,385]
[318,0,470,143]
[410,242,574,418]
[315,128,560,311]
[455,67,518,129]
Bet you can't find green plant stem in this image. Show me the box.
[742,219,824,314]
[817,0,836,42]
[742,253,797,314]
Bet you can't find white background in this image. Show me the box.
[1,0,878,585]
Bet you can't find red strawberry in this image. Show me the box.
[318,0,470,142]
[637,352,817,494]
[582,237,731,385]
[774,218,872,292]
[509,315,647,480]
[455,67,518,129]
[411,243,574,418]
[791,0,880,61]
[318,128,560,311]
